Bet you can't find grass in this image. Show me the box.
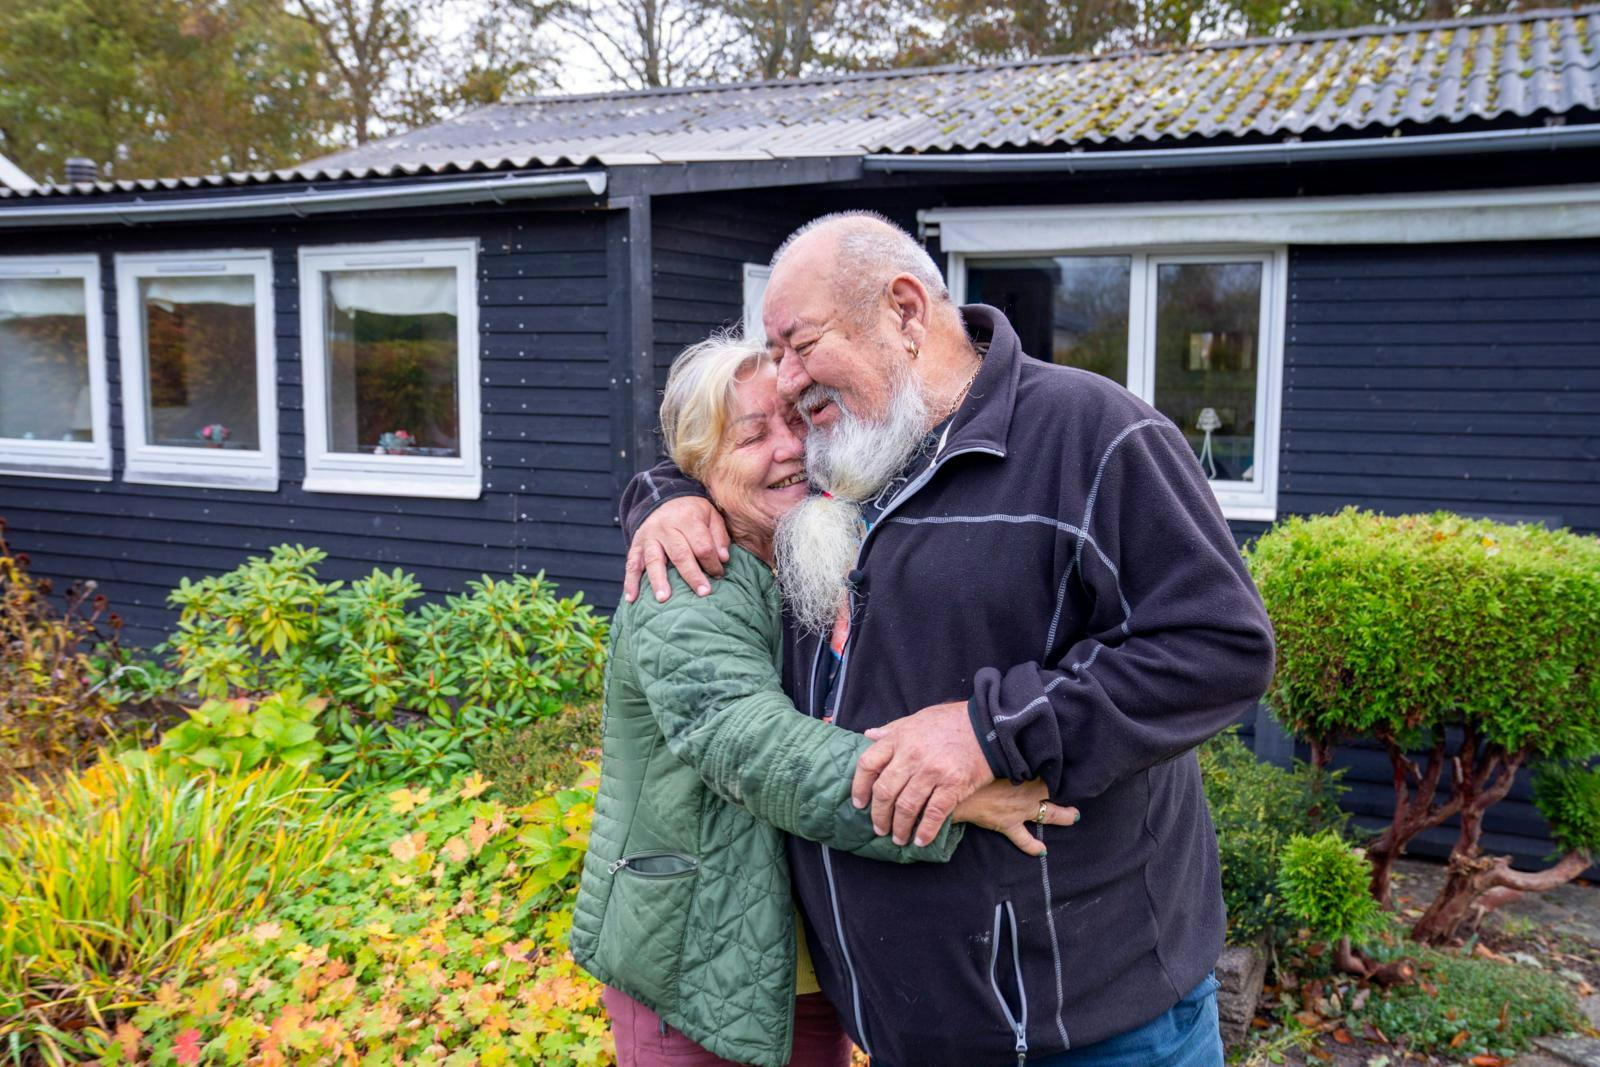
[0,759,361,1064]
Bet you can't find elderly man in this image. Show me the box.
[618,212,1275,1067]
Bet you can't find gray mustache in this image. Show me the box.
[797,383,847,427]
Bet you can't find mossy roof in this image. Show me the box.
[12,4,1599,196]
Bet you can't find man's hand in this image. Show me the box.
[623,496,731,603]
[851,700,994,848]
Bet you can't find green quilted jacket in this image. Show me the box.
[569,547,963,1067]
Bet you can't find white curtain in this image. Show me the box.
[327,267,456,317]
[142,274,255,312]
[0,277,86,321]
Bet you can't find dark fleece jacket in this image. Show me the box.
[620,304,1275,1065]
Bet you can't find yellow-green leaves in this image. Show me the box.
[0,760,359,1064]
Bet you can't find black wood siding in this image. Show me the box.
[0,206,623,647]
[1282,239,1600,535]
[650,197,810,399]
[1280,238,1600,873]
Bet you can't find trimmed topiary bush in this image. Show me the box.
[1247,508,1600,942]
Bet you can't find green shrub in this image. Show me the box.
[130,686,326,773]
[1277,831,1381,945]
[1248,509,1600,757]
[164,545,609,787]
[118,770,611,1067]
[1199,727,1344,945]
[1354,947,1580,1059]
[471,702,603,805]
[1247,509,1600,940]
[1532,763,1600,857]
[0,760,359,1063]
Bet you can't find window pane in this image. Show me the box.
[141,275,259,449]
[0,278,92,442]
[966,256,1130,381]
[1152,262,1262,483]
[322,267,459,457]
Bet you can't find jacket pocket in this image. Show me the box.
[989,900,1031,1065]
[596,850,700,1014]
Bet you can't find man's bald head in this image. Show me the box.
[768,211,953,327]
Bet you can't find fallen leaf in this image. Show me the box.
[174,1028,203,1066]
[1469,1057,1506,1067]
[388,787,431,815]
[459,772,490,799]
[1333,1028,1353,1044]
[114,1022,142,1063]
[1449,1029,1470,1049]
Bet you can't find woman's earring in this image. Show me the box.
[906,342,919,358]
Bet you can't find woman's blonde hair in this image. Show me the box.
[659,331,772,482]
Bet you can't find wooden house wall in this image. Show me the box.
[0,205,624,648]
[650,197,811,398]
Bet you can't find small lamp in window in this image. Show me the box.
[1195,407,1222,480]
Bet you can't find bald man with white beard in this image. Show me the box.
[618,212,1274,1067]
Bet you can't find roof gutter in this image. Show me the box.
[0,170,607,228]
[862,123,1600,173]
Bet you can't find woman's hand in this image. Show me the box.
[953,779,1079,857]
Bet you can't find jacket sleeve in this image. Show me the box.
[618,459,710,541]
[969,417,1276,802]
[632,565,964,864]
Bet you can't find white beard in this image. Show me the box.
[774,366,931,635]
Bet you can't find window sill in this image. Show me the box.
[123,463,279,492]
[1218,502,1278,523]
[0,443,113,481]
[302,466,482,499]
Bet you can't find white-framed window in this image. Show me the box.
[114,250,278,490]
[742,262,771,339]
[0,254,111,480]
[951,247,1285,522]
[297,239,481,499]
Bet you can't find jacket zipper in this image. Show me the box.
[808,442,1005,1062]
[607,850,699,877]
[989,901,1031,1065]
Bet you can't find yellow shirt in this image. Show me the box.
[795,909,821,995]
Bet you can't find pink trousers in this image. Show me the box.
[603,985,853,1067]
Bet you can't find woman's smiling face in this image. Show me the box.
[705,362,808,560]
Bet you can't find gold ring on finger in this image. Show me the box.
[1036,800,1049,825]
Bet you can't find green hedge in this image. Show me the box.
[1246,508,1600,756]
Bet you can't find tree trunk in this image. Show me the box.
[1409,742,1530,944]
[1412,849,1588,943]
[1367,729,1458,907]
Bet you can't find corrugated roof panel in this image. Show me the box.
[6,3,1598,199]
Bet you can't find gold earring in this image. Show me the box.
[906,342,919,358]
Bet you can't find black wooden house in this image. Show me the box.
[2,5,1598,863]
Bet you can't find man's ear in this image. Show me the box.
[888,273,930,354]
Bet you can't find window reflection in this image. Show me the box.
[322,268,459,457]
[1152,262,1262,483]
[0,278,92,442]
[141,275,259,449]
[966,256,1131,381]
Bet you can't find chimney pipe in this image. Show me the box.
[64,157,98,184]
